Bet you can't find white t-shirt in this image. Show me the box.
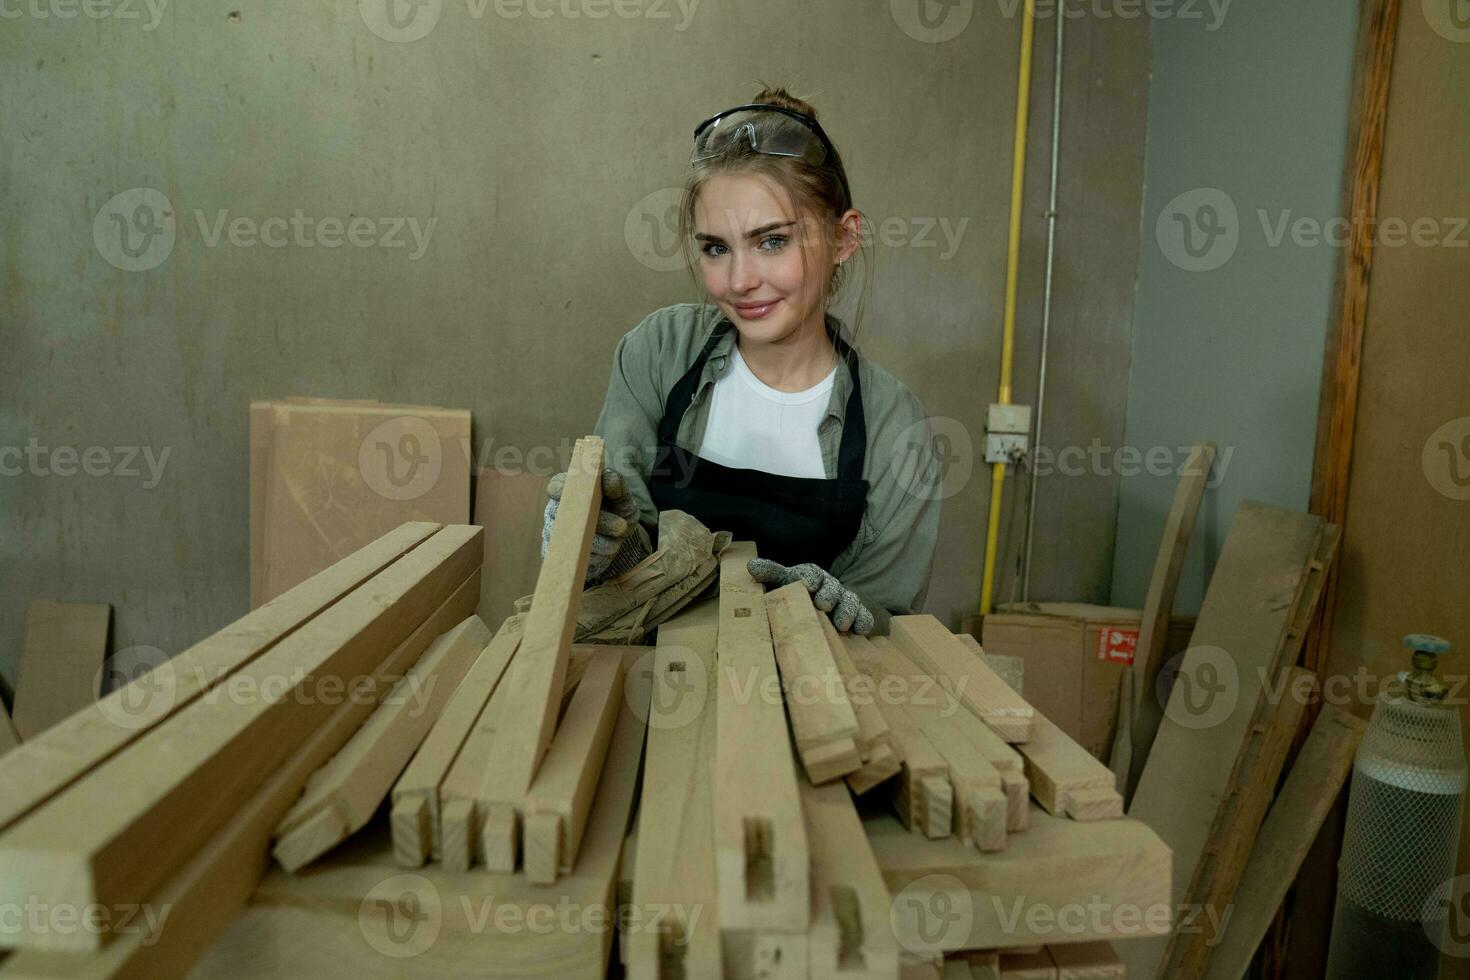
[699,343,836,479]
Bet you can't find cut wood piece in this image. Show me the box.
[1000,770,1029,833]
[390,613,523,866]
[627,600,722,979]
[476,436,604,867]
[0,565,480,978]
[13,602,111,741]
[714,543,809,933]
[1047,941,1123,978]
[819,616,901,796]
[801,765,901,980]
[765,582,862,784]
[957,632,1024,696]
[1013,713,1119,820]
[0,526,483,952]
[999,948,1056,979]
[847,638,953,839]
[522,648,633,883]
[1120,502,1335,980]
[271,614,493,871]
[1062,787,1123,822]
[1123,442,1216,803]
[848,741,904,796]
[0,522,439,837]
[1167,666,1314,978]
[1201,706,1366,980]
[890,616,1033,743]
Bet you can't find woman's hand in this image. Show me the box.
[542,469,651,584]
[747,558,876,635]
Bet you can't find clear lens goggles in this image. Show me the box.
[690,104,833,166]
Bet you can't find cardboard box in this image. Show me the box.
[978,603,1195,761]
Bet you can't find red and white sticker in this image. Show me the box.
[1097,628,1139,665]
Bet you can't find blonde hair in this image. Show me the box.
[678,84,872,345]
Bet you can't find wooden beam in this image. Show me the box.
[13,602,111,741]
[1122,442,1215,802]
[0,526,481,952]
[1201,706,1366,980]
[714,543,809,933]
[890,616,1033,743]
[523,649,632,883]
[477,436,604,871]
[271,614,492,872]
[1013,712,1120,821]
[389,613,522,867]
[819,616,900,795]
[0,522,439,836]
[765,583,862,784]
[0,566,481,977]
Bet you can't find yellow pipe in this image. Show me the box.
[980,0,1037,616]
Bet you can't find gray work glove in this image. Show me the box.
[542,469,652,585]
[747,558,876,635]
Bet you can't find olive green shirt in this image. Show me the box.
[592,303,941,633]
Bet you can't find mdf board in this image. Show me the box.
[13,602,110,741]
[1121,502,1325,980]
[254,399,472,605]
[0,523,439,836]
[0,526,483,951]
[473,466,550,628]
[983,604,1194,760]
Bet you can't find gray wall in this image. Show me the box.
[1109,0,1362,612]
[0,0,1150,689]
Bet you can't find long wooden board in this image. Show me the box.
[478,436,604,871]
[0,525,482,951]
[765,583,861,784]
[0,522,439,836]
[13,602,111,741]
[890,616,1033,742]
[271,614,493,872]
[1120,502,1328,980]
[0,567,481,978]
[819,615,900,794]
[714,542,809,933]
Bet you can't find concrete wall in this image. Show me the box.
[0,0,1150,689]
[1109,0,1362,612]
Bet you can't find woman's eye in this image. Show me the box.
[759,235,788,251]
[701,242,728,258]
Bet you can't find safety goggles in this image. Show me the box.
[690,103,839,168]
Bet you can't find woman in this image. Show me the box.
[543,87,941,635]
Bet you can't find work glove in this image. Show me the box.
[747,558,876,635]
[542,469,652,585]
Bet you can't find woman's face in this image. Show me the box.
[693,174,855,347]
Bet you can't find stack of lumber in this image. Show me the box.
[250,396,472,607]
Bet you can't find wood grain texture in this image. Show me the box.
[0,526,482,952]
[765,583,861,784]
[13,602,110,741]
[890,616,1033,743]
[0,522,438,837]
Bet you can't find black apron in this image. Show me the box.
[647,317,869,569]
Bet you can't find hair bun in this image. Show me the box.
[751,84,819,120]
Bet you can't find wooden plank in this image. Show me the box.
[1201,706,1366,980]
[956,632,1023,696]
[523,648,632,883]
[271,614,493,871]
[1167,665,1313,977]
[626,600,722,979]
[766,582,862,783]
[1013,713,1119,820]
[390,613,523,866]
[819,615,901,795]
[890,616,1033,743]
[0,522,438,836]
[714,542,809,933]
[871,806,1171,953]
[0,525,482,951]
[1119,503,1328,980]
[801,774,900,980]
[0,566,481,978]
[1122,442,1215,803]
[13,602,111,741]
[478,436,604,871]
[1046,942,1122,979]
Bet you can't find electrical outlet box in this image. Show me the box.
[985,434,1029,464]
[987,403,1032,435]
